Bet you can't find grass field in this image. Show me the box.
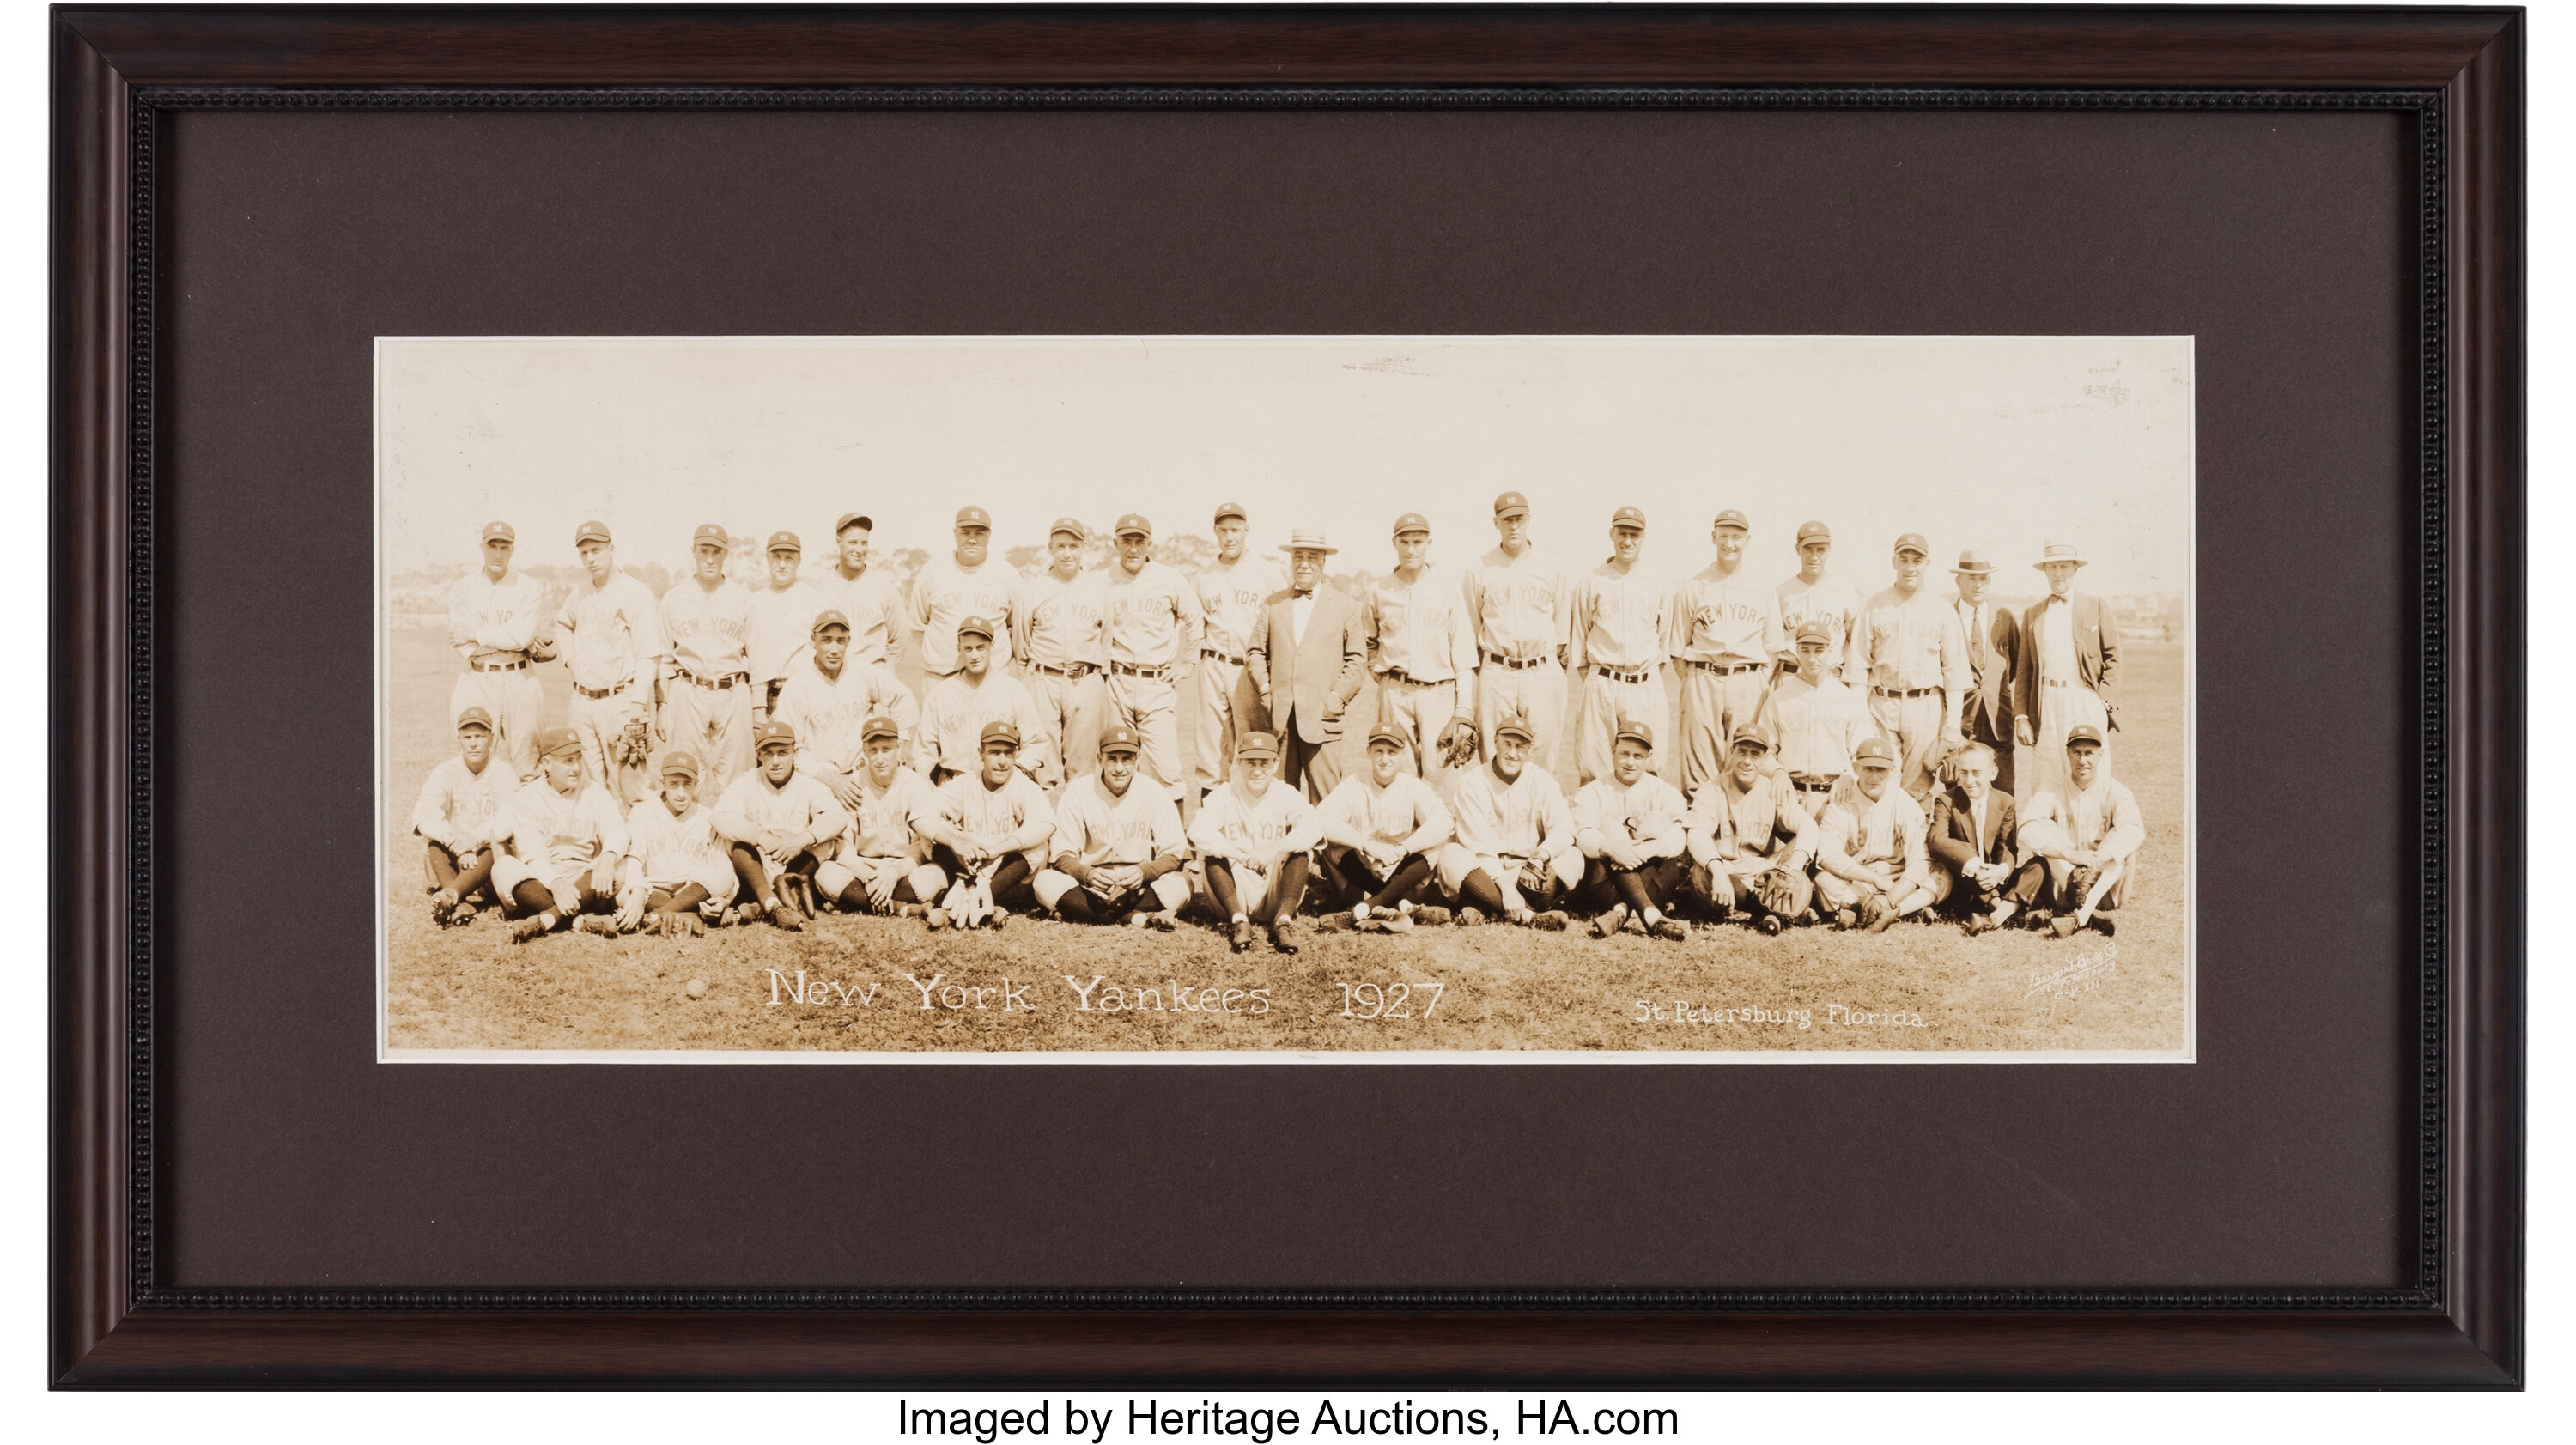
[382,616,2187,1056]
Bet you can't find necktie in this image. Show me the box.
[1292,589,1313,599]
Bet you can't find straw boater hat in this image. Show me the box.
[1952,549,1996,575]
[2034,539,2088,568]
[1280,529,1337,556]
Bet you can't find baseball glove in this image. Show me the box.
[1435,719,1481,769]
[1751,869,1802,920]
[526,633,560,662]
[653,908,706,938]
[612,716,654,770]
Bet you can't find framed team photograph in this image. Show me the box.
[378,333,2192,1062]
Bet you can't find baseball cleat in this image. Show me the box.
[1145,912,1177,932]
[1863,900,1897,934]
[1230,919,1255,954]
[923,907,950,931]
[769,902,807,931]
[2093,916,2117,937]
[1412,906,1453,926]
[448,903,477,928]
[736,900,764,925]
[1832,908,1858,929]
[1758,914,1783,937]
[989,907,1009,931]
[1504,908,1534,926]
[1457,907,1485,927]
[1649,918,1688,942]
[429,888,459,924]
[508,916,551,944]
[1267,920,1300,956]
[1531,910,1571,931]
[574,914,619,936]
[1590,904,1629,938]
[1378,910,1414,934]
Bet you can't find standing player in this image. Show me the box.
[1566,506,1676,786]
[1669,508,1788,798]
[2017,724,2143,938]
[710,719,850,932]
[1852,531,1969,800]
[1191,501,1284,800]
[1097,513,1202,802]
[916,721,1055,930]
[2011,539,2122,806]
[1364,512,1480,798]
[1011,517,1107,788]
[412,706,515,926]
[1777,520,1865,685]
[492,726,632,943]
[1681,725,1816,934]
[818,512,905,668]
[770,610,922,802]
[919,616,1053,784]
[1032,726,1193,929]
[1462,490,1569,776]
[654,523,755,796]
[812,716,949,919]
[1951,549,2020,798]
[1432,709,1581,927]
[445,520,549,779]
[908,505,1018,683]
[1187,731,1321,955]
[1812,735,1935,932]
[746,531,830,719]
[1315,723,1457,932]
[1763,621,1880,819]
[1570,719,1690,940]
[551,521,663,801]
[617,750,736,936]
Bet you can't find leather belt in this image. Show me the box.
[1483,651,1551,671]
[573,679,631,701]
[1110,661,1171,680]
[1687,659,1766,675]
[470,656,529,673]
[1872,685,1941,699]
[2043,677,2079,688]
[1792,776,1841,793]
[673,669,746,691]
[1201,648,1246,666]
[1378,668,1447,687]
[1589,664,1652,685]
[1029,661,1094,678]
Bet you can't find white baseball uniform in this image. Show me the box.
[623,795,737,914]
[1316,770,1455,880]
[1187,778,1324,916]
[709,766,849,886]
[1364,566,1479,793]
[918,671,1054,783]
[1432,760,1584,909]
[2015,596,2117,806]
[908,555,1018,678]
[1668,563,1788,798]
[1760,672,1879,817]
[491,776,631,903]
[1032,773,1194,915]
[655,575,756,794]
[746,578,832,698]
[411,754,516,857]
[1098,559,1202,798]
[1684,768,1817,914]
[1462,544,1570,774]
[1853,585,1970,799]
[771,656,923,779]
[1777,574,1867,685]
[813,766,947,912]
[1570,771,1690,863]
[1192,555,1285,791]
[932,768,1057,871]
[1566,562,1676,786]
[2019,773,2145,909]
[1011,567,1108,787]
[1811,780,1930,911]
[818,563,907,667]
[445,568,550,778]
[553,570,664,793]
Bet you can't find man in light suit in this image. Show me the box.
[1949,549,2020,798]
[1248,530,1370,804]
[2010,538,2121,804]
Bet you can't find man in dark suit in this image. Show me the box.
[1948,549,2020,798]
[1926,743,2048,933]
[2009,538,2121,805]
[1248,530,1370,804]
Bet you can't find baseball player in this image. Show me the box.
[811,716,949,919]
[617,750,737,936]
[444,520,549,779]
[746,531,830,718]
[551,521,665,804]
[908,505,1018,683]
[1187,730,1322,956]
[1851,531,1969,800]
[1670,508,1789,798]
[1462,490,1571,778]
[1951,549,2020,799]
[1811,734,1935,932]
[1776,519,1865,685]
[1032,726,1192,929]
[770,609,922,804]
[1364,512,1481,799]
[1566,506,1677,787]
[492,726,632,943]
[1097,513,1202,802]
[1570,718,1690,940]
[916,720,1055,930]
[654,523,756,796]
[1010,517,1108,788]
[2011,539,2122,807]
[1315,723,1458,932]
[1927,742,2047,934]
[2017,724,2144,938]
[819,512,905,667]
[1190,501,1284,800]
[411,706,515,926]
[919,616,1053,785]
[1762,620,1880,818]
[1682,723,1817,934]
[709,719,851,932]
[1432,708,1582,928]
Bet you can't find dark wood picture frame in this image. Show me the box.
[50,4,2524,1386]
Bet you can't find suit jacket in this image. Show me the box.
[1928,786,2018,872]
[1248,584,1369,744]
[1954,595,2020,740]
[2011,592,2119,726]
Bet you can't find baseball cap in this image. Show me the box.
[537,726,582,760]
[479,520,515,543]
[660,751,701,783]
[1367,722,1410,749]
[979,720,1022,750]
[1953,549,1996,574]
[1493,711,1535,744]
[1392,512,1431,538]
[691,523,728,549]
[1492,491,1530,519]
[1114,513,1152,538]
[1853,736,1898,767]
[1728,723,1774,753]
[1794,620,1835,646]
[956,615,996,641]
[1795,520,1832,547]
[1893,532,1930,558]
[766,531,800,556]
[1236,731,1281,761]
[860,714,902,744]
[1213,501,1249,524]
[1098,726,1142,756]
[1713,508,1750,532]
[753,719,797,752]
[835,512,873,536]
[1613,717,1655,749]
[454,707,494,732]
[2064,724,2107,750]
[1610,506,1647,531]
[573,520,611,546]
[955,506,993,529]
[811,609,851,634]
[1049,517,1087,541]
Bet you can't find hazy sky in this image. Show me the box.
[378,335,2191,597]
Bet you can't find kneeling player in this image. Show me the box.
[916,721,1055,930]
[1187,731,1321,955]
[2017,724,2143,938]
[492,726,632,942]
[412,706,514,926]
[1813,735,1934,932]
[1683,724,1817,934]
[1571,719,1691,940]
[1433,709,1581,927]
[711,719,851,931]
[1033,726,1190,928]
[617,750,735,935]
[1317,724,1456,932]
[812,715,948,918]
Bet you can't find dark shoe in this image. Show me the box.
[1531,910,1571,932]
[1268,920,1300,956]
[1832,908,1858,930]
[1412,905,1453,926]
[429,888,459,924]
[1231,919,1255,954]
[449,903,478,928]
[1590,904,1629,938]
[509,915,550,944]
[1862,898,1896,933]
[1649,918,1687,942]
[2093,915,2117,938]
[1962,914,1993,937]
[1457,907,1485,927]
[989,907,1009,931]
[770,902,807,932]
[1145,912,1178,932]
[1757,914,1783,937]
[574,914,619,937]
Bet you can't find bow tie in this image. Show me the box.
[1292,589,1314,599]
[2043,594,2069,606]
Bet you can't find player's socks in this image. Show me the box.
[1456,871,1510,920]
